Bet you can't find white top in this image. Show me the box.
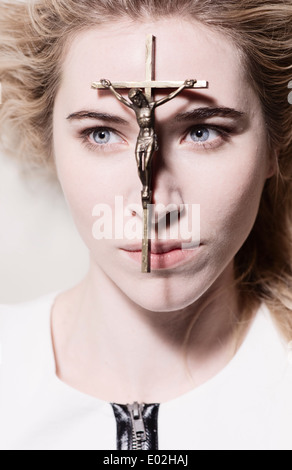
[0,292,292,450]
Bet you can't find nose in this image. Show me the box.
[126,142,184,225]
[151,153,184,224]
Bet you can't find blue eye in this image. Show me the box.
[182,125,229,150]
[89,128,124,145]
[189,127,217,142]
[80,126,126,152]
[92,129,111,144]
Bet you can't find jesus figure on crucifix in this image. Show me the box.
[100,78,196,203]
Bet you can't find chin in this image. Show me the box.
[122,283,204,313]
[137,299,196,313]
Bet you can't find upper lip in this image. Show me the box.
[121,241,199,254]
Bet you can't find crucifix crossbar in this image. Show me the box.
[92,36,208,101]
[91,35,208,273]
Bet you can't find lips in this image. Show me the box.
[123,241,196,254]
[120,241,201,270]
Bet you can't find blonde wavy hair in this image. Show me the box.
[0,0,292,338]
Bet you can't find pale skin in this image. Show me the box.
[52,18,276,404]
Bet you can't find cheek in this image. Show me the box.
[57,169,120,250]
[175,134,268,251]
[199,148,267,246]
[53,142,111,242]
[53,132,141,249]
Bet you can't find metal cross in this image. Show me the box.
[92,35,208,273]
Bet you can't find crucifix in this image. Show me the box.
[92,35,208,273]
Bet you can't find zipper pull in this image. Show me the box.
[127,402,147,443]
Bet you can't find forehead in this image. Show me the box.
[58,18,253,112]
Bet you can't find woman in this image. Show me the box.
[0,0,292,451]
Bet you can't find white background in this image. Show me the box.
[0,150,89,304]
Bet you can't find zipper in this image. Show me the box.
[111,401,159,450]
[127,402,147,450]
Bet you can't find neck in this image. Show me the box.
[52,261,247,404]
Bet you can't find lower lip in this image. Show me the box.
[122,247,200,270]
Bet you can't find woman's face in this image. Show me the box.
[53,18,274,312]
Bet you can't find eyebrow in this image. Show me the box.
[175,107,245,121]
[66,111,128,125]
[67,107,245,126]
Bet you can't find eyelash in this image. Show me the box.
[79,126,126,152]
[78,125,233,153]
[181,125,233,150]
